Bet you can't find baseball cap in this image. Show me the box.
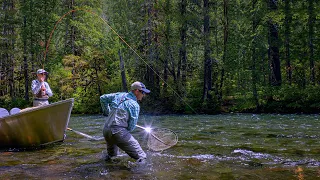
[131,81,150,94]
[37,69,48,74]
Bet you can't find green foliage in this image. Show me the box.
[72,87,101,114]
[49,62,74,101]
[0,95,30,110]
[261,85,320,113]
[2,0,320,114]
[229,94,258,113]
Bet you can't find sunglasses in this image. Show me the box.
[139,90,146,95]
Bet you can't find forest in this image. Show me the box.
[0,0,319,114]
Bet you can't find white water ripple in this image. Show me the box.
[151,150,320,167]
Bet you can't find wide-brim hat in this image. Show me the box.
[131,81,150,93]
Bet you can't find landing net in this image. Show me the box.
[147,128,178,151]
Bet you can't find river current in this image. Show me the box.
[1,114,319,179]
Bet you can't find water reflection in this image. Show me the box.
[0,114,319,179]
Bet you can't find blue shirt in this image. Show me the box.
[100,92,140,131]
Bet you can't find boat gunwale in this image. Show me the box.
[0,98,74,120]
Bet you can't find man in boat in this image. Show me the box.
[31,69,53,107]
[100,81,150,165]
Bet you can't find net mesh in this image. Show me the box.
[147,128,178,151]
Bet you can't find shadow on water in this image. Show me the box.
[1,114,320,179]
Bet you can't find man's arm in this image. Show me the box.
[45,82,53,97]
[31,80,42,95]
[127,101,140,131]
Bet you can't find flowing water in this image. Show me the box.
[0,114,319,179]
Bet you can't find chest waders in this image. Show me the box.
[103,94,129,130]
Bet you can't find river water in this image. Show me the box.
[1,114,319,179]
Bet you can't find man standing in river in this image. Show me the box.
[100,81,150,165]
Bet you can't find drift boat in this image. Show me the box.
[0,98,74,148]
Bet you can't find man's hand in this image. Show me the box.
[41,86,46,91]
[40,82,46,92]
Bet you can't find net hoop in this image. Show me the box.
[147,128,178,152]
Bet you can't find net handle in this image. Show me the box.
[136,124,147,130]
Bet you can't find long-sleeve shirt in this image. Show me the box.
[100,92,140,131]
[31,79,53,98]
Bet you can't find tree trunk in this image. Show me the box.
[268,0,281,86]
[119,49,128,92]
[308,0,315,84]
[211,1,220,102]
[251,0,259,111]
[43,0,48,66]
[178,0,187,90]
[153,0,160,96]
[94,57,102,96]
[70,0,76,89]
[176,0,187,99]
[30,0,35,73]
[71,0,76,56]
[23,0,29,101]
[163,0,171,94]
[1,0,16,98]
[202,0,212,101]
[144,0,155,92]
[284,0,292,85]
[219,0,228,98]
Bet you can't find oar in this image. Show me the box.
[67,127,104,141]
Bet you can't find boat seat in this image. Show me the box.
[0,108,9,118]
[10,108,21,115]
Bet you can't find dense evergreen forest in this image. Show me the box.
[0,0,319,114]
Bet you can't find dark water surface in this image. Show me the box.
[1,114,320,179]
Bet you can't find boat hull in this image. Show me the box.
[0,98,74,148]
